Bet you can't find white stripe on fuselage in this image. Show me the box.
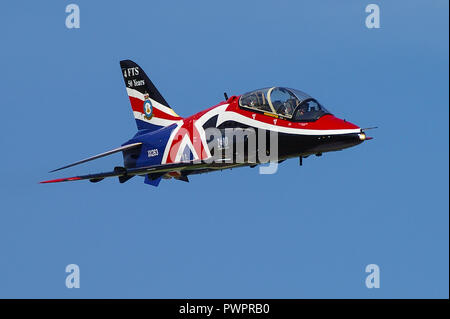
[216,111,360,135]
[161,122,183,164]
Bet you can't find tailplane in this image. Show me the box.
[120,60,182,131]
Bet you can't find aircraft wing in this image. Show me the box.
[49,142,143,172]
[40,160,211,184]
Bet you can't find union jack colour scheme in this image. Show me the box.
[41,60,373,187]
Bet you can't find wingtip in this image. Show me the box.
[40,177,82,184]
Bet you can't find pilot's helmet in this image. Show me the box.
[284,100,294,114]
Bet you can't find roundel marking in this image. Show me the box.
[143,99,153,120]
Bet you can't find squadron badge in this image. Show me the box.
[143,93,153,120]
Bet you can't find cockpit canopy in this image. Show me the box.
[239,87,330,121]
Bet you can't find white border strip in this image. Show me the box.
[217,111,361,135]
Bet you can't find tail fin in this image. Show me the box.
[120,60,182,131]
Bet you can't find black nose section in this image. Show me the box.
[305,133,365,154]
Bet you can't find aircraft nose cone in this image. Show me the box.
[358,132,366,141]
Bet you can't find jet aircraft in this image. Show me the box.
[41,60,372,187]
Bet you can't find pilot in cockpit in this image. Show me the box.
[278,98,300,117]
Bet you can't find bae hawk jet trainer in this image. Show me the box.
[41,60,373,187]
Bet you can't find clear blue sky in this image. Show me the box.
[0,0,448,298]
